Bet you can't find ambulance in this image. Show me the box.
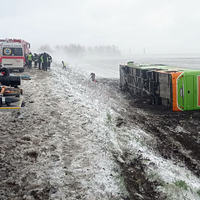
[0,39,31,72]
[0,42,25,72]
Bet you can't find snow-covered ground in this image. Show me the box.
[1,59,200,199]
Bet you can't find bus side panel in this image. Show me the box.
[185,75,194,110]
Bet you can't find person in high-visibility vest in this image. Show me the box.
[28,53,33,68]
[40,54,44,70]
[62,61,66,70]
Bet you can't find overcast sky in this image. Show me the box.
[1,0,200,54]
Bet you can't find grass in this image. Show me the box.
[106,113,112,124]
[197,189,200,196]
[174,180,188,190]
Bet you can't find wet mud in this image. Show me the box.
[124,97,200,178]
[117,153,167,200]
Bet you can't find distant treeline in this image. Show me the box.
[38,44,121,58]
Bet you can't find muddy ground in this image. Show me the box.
[0,66,200,200]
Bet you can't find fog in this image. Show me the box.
[1,0,200,54]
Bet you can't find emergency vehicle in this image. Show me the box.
[0,39,31,72]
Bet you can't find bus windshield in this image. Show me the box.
[3,47,23,56]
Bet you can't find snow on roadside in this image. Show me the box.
[50,65,128,199]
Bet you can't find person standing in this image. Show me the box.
[38,53,42,70]
[25,54,28,67]
[28,53,33,68]
[33,53,38,68]
[43,52,48,71]
[40,54,44,70]
[47,54,52,69]
[62,61,66,70]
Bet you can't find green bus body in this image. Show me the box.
[177,71,200,111]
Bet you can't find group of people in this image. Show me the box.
[26,52,52,71]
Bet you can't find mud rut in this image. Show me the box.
[1,68,200,200]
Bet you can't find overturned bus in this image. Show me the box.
[119,61,200,111]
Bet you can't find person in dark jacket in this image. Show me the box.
[42,52,48,71]
[38,53,42,70]
[33,53,38,68]
[25,54,28,66]
[47,54,52,69]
